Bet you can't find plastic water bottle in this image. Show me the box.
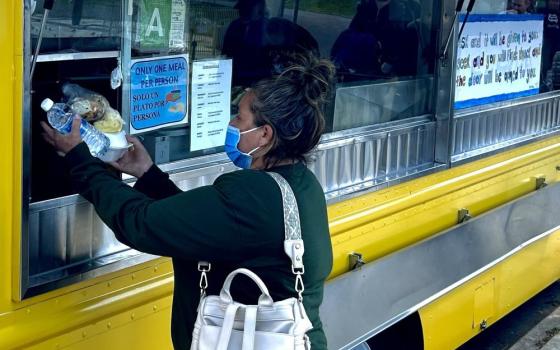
[41,98,110,157]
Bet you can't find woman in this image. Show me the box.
[41,55,335,349]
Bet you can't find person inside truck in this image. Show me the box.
[40,54,334,350]
[331,0,422,80]
[222,0,319,86]
[540,0,560,91]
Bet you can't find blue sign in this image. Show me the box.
[130,55,188,132]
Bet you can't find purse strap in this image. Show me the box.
[198,171,306,300]
[266,172,305,271]
[266,172,306,301]
[219,268,274,307]
[215,303,241,350]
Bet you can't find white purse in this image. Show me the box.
[190,172,313,350]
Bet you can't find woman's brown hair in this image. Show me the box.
[250,54,335,167]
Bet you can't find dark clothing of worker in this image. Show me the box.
[223,17,319,86]
[331,28,381,77]
[65,142,333,350]
[332,0,420,78]
[540,7,560,90]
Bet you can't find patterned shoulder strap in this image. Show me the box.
[266,172,305,274]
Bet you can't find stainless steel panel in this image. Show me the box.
[91,214,126,259]
[452,92,560,163]
[36,50,119,62]
[333,77,434,131]
[38,207,67,272]
[24,160,238,296]
[321,183,560,350]
[312,121,437,200]
[171,163,237,190]
[28,211,40,275]
[21,0,32,299]
[66,202,93,264]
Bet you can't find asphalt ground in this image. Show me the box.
[458,281,560,350]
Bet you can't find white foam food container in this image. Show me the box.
[98,130,132,162]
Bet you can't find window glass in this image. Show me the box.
[127,0,192,164]
[31,0,122,54]
[284,0,439,131]
[132,0,440,167]
[29,0,440,201]
[289,1,435,129]
[538,0,560,92]
[30,0,124,201]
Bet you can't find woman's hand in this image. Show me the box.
[110,136,154,178]
[40,117,83,155]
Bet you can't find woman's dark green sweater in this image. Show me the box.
[65,142,333,350]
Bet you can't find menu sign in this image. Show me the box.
[190,59,233,151]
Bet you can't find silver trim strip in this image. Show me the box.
[25,252,160,298]
[20,0,32,301]
[36,50,120,62]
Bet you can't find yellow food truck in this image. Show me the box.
[1,0,559,349]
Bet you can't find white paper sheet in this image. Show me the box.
[454,14,544,109]
[190,59,233,151]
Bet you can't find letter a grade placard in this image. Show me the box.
[134,0,186,52]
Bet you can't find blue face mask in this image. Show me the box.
[224,125,262,169]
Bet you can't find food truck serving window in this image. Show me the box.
[129,0,441,160]
[29,0,441,202]
[23,0,442,297]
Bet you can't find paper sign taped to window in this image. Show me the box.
[134,0,186,52]
[455,14,544,109]
[129,55,189,134]
[190,59,233,151]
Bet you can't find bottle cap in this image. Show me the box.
[40,98,54,112]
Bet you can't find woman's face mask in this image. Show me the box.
[224,125,262,169]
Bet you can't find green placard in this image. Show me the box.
[135,0,171,51]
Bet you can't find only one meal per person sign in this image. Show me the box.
[130,55,188,134]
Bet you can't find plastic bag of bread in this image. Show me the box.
[62,83,109,122]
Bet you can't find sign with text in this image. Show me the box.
[134,0,186,52]
[190,59,233,151]
[455,14,544,109]
[130,55,188,134]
